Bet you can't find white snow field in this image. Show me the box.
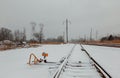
[0,44,74,78]
[0,44,120,78]
[83,45,120,78]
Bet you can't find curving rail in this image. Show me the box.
[52,44,112,78]
[80,44,112,78]
[52,44,76,78]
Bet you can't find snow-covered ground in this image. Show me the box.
[0,44,74,78]
[59,45,101,78]
[0,44,120,78]
[83,45,120,78]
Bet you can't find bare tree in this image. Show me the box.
[57,35,64,42]
[0,27,13,41]
[34,23,44,43]
[14,30,21,42]
[30,22,36,41]
[39,23,44,43]
[23,28,26,41]
[14,29,26,42]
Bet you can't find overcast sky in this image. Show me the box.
[0,0,120,40]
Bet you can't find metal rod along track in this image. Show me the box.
[80,44,112,78]
[52,44,112,78]
[52,44,76,78]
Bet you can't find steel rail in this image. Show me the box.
[52,44,76,78]
[80,44,112,78]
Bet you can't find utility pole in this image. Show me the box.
[90,28,92,41]
[63,32,65,43]
[66,19,68,43]
[63,19,71,43]
[64,19,71,43]
[96,30,98,40]
[84,34,86,42]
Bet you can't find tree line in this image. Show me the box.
[0,27,64,44]
[100,34,120,41]
[0,27,26,43]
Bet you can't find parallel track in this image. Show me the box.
[52,44,112,78]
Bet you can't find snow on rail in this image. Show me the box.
[80,44,112,78]
[52,44,103,78]
[52,44,76,78]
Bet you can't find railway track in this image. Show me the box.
[52,44,111,78]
